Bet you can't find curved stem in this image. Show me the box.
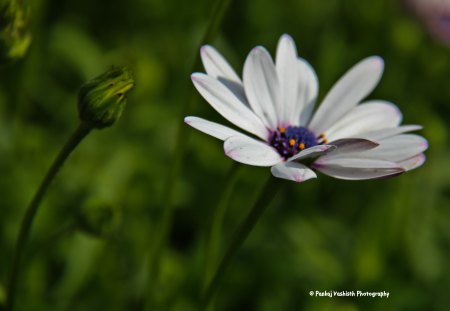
[6,122,92,311]
[202,175,283,310]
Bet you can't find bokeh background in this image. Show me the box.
[1,0,450,310]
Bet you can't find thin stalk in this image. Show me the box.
[6,122,92,311]
[142,0,233,306]
[203,163,240,292]
[202,175,283,310]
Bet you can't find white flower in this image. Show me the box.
[185,34,428,183]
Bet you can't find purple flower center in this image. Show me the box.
[270,126,318,160]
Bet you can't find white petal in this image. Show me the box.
[192,73,269,140]
[243,47,280,129]
[359,134,428,162]
[201,45,241,82]
[315,157,400,168]
[297,58,319,126]
[271,162,317,183]
[184,116,247,141]
[201,45,248,106]
[324,101,402,142]
[354,125,423,141]
[276,34,299,126]
[399,153,426,171]
[308,56,384,135]
[288,144,335,161]
[313,164,404,180]
[322,138,379,159]
[217,79,249,108]
[224,136,283,166]
[275,37,319,127]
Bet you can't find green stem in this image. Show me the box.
[5,122,92,311]
[202,175,283,310]
[141,0,232,307]
[203,163,240,291]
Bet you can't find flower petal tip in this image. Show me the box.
[250,47,259,54]
[200,45,212,53]
[371,55,384,66]
[401,153,426,171]
[280,33,294,43]
[294,175,303,183]
[200,45,216,59]
[223,147,233,157]
[251,46,265,55]
[293,173,316,183]
[190,72,204,82]
[362,56,385,75]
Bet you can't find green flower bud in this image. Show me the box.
[78,66,135,129]
[77,199,122,238]
[0,0,32,63]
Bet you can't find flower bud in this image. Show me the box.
[77,199,122,238]
[0,0,32,63]
[78,66,135,129]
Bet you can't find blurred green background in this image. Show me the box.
[1,0,449,310]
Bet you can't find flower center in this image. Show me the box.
[269,126,318,160]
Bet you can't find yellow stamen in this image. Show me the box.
[289,139,296,146]
[298,143,305,150]
[279,127,285,133]
[318,133,328,144]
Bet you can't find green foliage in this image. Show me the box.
[1,0,449,310]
